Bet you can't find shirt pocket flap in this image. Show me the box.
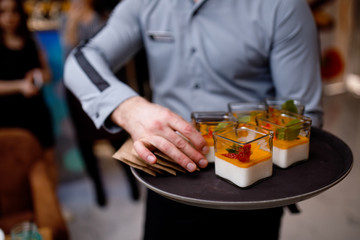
[147,31,174,42]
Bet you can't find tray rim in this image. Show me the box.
[131,127,353,210]
[132,163,352,209]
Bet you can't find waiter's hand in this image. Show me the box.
[111,96,209,172]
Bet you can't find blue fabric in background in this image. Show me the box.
[35,29,85,174]
[35,29,66,136]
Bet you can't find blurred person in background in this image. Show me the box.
[61,0,108,57]
[0,0,57,185]
[60,0,139,207]
[64,0,323,239]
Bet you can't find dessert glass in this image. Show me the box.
[256,110,312,168]
[213,124,273,188]
[10,221,42,240]
[228,102,266,125]
[265,97,305,115]
[191,112,237,163]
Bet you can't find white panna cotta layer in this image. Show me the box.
[206,146,215,163]
[273,142,309,168]
[215,157,272,188]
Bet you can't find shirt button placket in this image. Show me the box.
[191,46,200,89]
[191,47,197,54]
[188,12,200,90]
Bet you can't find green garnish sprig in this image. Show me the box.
[226,144,240,154]
[276,119,301,140]
[281,100,298,114]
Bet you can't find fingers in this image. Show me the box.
[21,78,39,97]
[169,117,209,155]
[149,114,209,171]
[133,140,157,164]
[134,136,204,172]
[115,99,210,172]
[166,130,208,169]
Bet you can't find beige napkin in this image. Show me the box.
[112,138,187,176]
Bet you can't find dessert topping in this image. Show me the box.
[281,100,298,113]
[214,122,230,131]
[276,119,301,141]
[222,143,251,162]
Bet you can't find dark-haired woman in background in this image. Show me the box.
[0,0,57,184]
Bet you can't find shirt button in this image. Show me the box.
[194,84,200,89]
[191,47,196,54]
[95,112,100,118]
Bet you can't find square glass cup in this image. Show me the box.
[191,112,237,163]
[256,110,312,168]
[265,97,305,115]
[11,221,42,240]
[213,124,273,188]
[228,102,266,125]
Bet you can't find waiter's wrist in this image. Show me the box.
[110,96,146,129]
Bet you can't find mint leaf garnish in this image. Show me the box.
[237,116,251,123]
[276,119,301,140]
[214,122,229,131]
[226,144,239,154]
[281,100,298,114]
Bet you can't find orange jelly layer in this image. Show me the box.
[215,143,271,168]
[203,135,214,146]
[274,135,309,149]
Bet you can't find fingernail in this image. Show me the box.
[147,155,156,164]
[202,146,209,154]
[198,159,208,168]
[186,163,196,172]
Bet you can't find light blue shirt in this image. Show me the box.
[64,0,323,130]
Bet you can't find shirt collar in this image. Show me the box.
[189,0,207,15]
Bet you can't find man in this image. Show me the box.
[64,0,323,239]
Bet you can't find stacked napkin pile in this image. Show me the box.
[113,138,188,176]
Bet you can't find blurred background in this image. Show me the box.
[1,0,360,239]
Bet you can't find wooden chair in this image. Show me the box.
[0,128,69,240]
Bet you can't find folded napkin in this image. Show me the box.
[112,138,187,176]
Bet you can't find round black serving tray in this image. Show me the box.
[132,127,353,210]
